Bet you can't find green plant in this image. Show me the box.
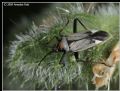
[7,3,119,90]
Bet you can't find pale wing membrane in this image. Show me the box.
[77,43,97,52]
[69,38,96,52]
[67,31,92,41]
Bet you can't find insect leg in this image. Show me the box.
[38,51,54,66]
[74,52,79,61]
[74,18,88,30]
[45,35,60,45]
[59,52,67,66]
[73,18,79,61]
[73,18,77,33]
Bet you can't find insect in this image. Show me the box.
[38,18,109,66]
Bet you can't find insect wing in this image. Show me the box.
[67,31,92,41]
[69,38,96,52]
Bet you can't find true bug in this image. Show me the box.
[38,18,109,66]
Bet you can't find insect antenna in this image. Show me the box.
[34,51,54,78]
[59,18,69,35]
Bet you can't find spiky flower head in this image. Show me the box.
[7,3,119,90]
